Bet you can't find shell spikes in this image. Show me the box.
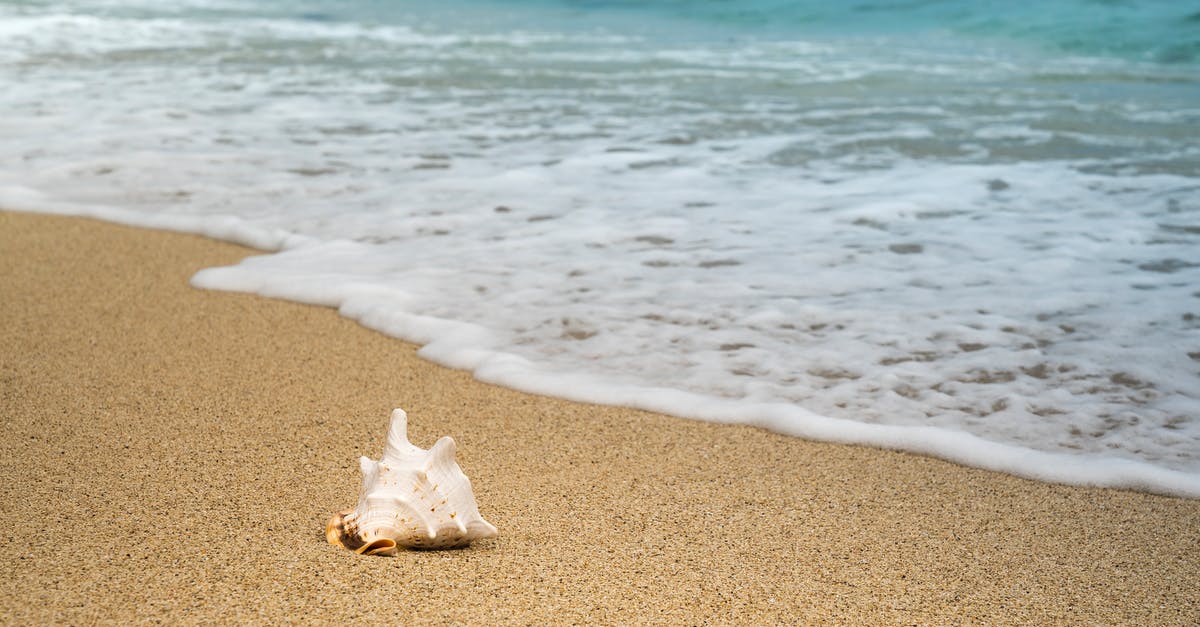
[326,408,498,556]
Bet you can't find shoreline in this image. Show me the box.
[2,210,1198,623]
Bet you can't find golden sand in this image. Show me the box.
[2,211,1197,624]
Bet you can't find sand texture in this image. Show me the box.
[2,210,1198,624]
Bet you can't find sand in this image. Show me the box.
[1,210,1197,624]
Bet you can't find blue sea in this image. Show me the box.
[2,0,1198,495]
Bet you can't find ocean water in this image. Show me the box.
[2,0,1198,496]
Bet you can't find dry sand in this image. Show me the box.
[1,210,1198,624]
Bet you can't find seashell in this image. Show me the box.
[326,408,498,556]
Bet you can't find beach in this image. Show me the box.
[0,209,1196,623]
[7,0,1200,487]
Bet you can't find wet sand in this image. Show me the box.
[2,210,1197,624]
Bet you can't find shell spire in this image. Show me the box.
[326,407,498,556]
[382,408,421,462]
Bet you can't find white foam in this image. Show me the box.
[0,186,307,251]
[186,250,1200,498]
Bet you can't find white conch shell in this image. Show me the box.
[326,408,498,556]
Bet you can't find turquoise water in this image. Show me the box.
[607,0,1195,61]
[462,0,1199,63]
[2,0,1198,494]
[25,0,1200,63]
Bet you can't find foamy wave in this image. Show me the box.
[182,248,1200,498]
